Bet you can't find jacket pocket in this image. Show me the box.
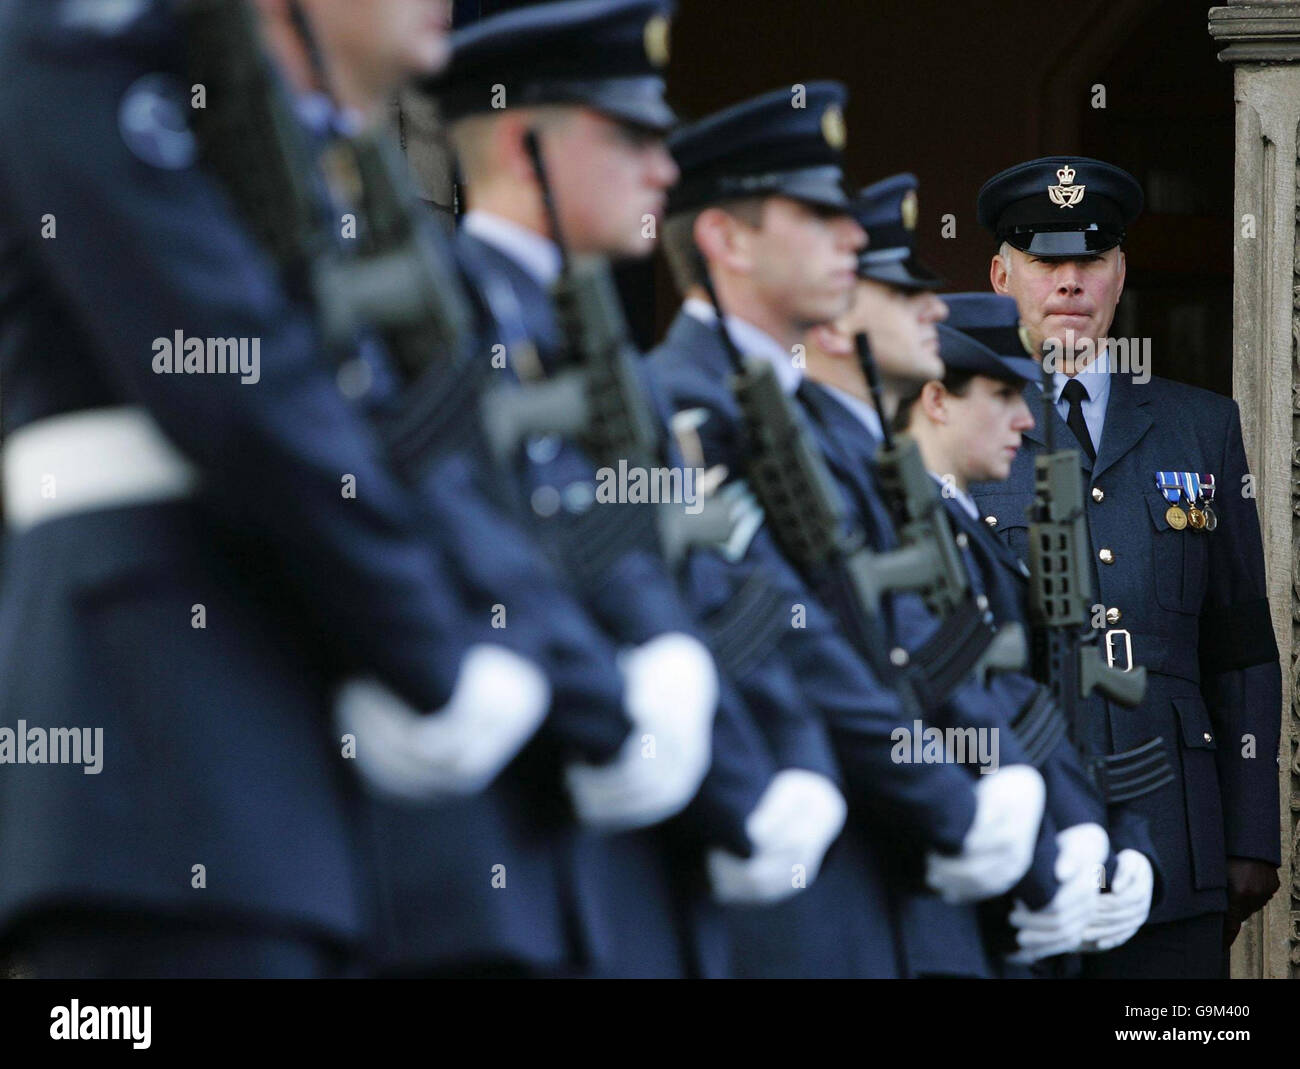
[1145,492,1208,614]
[1173,694,1226,891]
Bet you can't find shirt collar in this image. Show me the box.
[462,211,562,288]
[683,298,802,395]
[1051,342,1112,407]
[292,91,362,139]
[820,383,884,447]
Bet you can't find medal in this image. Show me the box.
[1200,474,1217,532]
[1156,471,1188,531]
[1187,505,1206,529]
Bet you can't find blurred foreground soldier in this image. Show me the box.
[0,0,554,977]
[893,293,1162,963]
[651,89,1050,977]
[972,156,1282,977]
[425,0,736,977]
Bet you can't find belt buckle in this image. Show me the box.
[1104,628,1133,672]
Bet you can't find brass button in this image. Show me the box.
[1203,732,1213,743]
[1105,607,1121,624]
[1098,548,1115,564]
[1091,487,1104,503]
[983,515,998,528]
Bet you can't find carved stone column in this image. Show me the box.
[1208,0,1300,979]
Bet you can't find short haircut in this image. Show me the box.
[660,197,768,295]
[447,105,574,185]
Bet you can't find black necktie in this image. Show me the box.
[1061,378,1096,462]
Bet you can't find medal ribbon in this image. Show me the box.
[1156,471,1183,504]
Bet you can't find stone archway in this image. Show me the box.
[1209,0,1300,980]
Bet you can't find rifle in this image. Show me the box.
[1022,353,1175,801]
[693,262,941,711]
[854,332,1027,680]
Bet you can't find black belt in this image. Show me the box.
[705,572,790,679]
[1089,738,1176,805]
[1009,687,1067,768]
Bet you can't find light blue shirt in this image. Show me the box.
[1051,344,1111,452]
[683,298,802,395]
[461,210,561,288]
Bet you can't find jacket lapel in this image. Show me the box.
[1090,371,1153,482]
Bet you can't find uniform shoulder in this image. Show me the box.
[1145,374,1237,419]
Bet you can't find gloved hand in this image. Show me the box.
[925,764,1045,903]
[1080,848,1154,953]
[566,632,717,830]
[1006,822,1109,963]
[334,643,551,801]
[706,769,848,905]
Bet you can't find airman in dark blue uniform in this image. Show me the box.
[970,156,1282,977]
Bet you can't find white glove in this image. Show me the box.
[707,769,848,905]
[565,632,717,830]
[334,644,550,801]
[1005,822,1109,963]
[925,764,1045,903]
[1080,848,1154,952]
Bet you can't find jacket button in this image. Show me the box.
[1203,732,1213,743]
[1098,548,1115,564]
[955,532,969,548]
[1105,607,1121,624]
[983,515,998,528]
[531,485,561,517]
[1091,487,1105,503]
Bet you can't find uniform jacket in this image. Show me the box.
[970,371,1281,923]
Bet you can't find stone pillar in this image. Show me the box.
[1208,0,1300,979]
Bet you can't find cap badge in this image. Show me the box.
[644,15,671,68]
[901,189,918,231]
[1048,164,1085,208]
[820,104,847,150]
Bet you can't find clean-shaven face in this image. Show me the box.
[840,280,947,383]
[944,375,1035,483]
[739,197,866,331]
[992,245,1125,359]
[305,0,453,86]
[543,109,678,259]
